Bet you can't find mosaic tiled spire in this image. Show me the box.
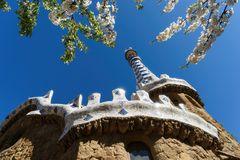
[125,48,159,89]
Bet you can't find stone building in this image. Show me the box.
[0,49,239,160]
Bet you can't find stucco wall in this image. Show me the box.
[0,89,240,160]
[0,113,239,160]
[0,116,129,160]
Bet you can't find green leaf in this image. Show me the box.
[0,0,11,12]
[16,0,40,37]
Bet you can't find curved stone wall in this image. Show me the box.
[0,88,240,159]
[0,89,219,150]
[141,75,204,106]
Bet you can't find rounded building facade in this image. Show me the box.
[0,49,239,160]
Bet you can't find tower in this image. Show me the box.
[125,48,159,89]
[0,49,240,160]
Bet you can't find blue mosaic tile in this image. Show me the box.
[118,108,128,115]
[83,114,93,121]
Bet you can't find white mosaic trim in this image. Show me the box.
[141,74,197,92]
[0,89,218,142]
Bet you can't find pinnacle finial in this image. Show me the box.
[125,48,138,62]
[124,47,132,52]
[72,94,83,108]
[43,90,54,103]
[124,49,159,89]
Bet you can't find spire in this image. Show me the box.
[125,48,159,89]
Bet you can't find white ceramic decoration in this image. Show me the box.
[112,88,128,102]
[178,103,187,111]
[135,90,153,103]
[87,93,101,106]
[72,94,83,108]
[159,95,171,106]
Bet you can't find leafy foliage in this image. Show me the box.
[0,0,10,12]
[16,0,40,37]
[0,0,238,65]
[61,20,87,63]
[151,0,237,67]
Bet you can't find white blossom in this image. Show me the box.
[163,0,179,13]
[96,2,101,11]
[135,0,144,3]
[153,0,238,65]
[46,0,238,64]
[96,1,117,46]
[82,0,92,7]
[76,0,92,8]
[185,21,201,33]
[156,17,186,41]
[226,0,238,5]
[48,9,68,26]
[61,0,79,16]
[210,14,219,26]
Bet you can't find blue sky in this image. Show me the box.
[0,1,239,141]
